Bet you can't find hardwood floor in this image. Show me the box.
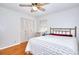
[0,41,28,55]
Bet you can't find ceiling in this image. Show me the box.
[0,3,79,17]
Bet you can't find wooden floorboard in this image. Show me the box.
[0,41,28,55]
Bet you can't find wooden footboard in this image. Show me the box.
[0,41,28,55]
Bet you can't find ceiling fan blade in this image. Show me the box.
[40,8,45,11]
[36,3,49,6]
[42,3,49,5]
[37,6,45,11]
[19,4,32,7]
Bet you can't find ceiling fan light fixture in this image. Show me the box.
[32,6,38,11]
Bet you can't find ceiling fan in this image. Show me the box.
[19,3,48,12]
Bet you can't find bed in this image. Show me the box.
[25,26,78,55]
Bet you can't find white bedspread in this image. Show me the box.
[26,35,78,55]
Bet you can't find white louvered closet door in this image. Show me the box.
[25,19,35,40]
[21,18,35,42]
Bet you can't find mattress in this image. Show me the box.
[26,35,78,55]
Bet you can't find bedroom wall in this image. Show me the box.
[47,7,79,28]
[0,6,35,48]
[40,6,79,41]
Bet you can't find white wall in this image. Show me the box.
[46,7,79,27]
[0,6,35,48]
[41,6,79,41]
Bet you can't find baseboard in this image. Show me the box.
[25,51,33,55]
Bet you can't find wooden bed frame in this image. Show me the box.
[50,26,77,37]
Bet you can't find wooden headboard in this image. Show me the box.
[50,26,77,37]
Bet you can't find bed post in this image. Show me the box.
[50,27,51,34]
[75,26,77,37]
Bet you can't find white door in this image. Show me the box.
[21,18,35,42]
